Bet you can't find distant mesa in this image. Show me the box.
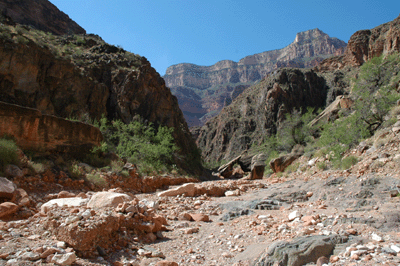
[164,28,347,127]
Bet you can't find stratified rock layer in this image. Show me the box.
[164,29,346,126]
[0,101,102,155]
[317,15,400,72]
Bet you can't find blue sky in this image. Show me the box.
[49,1,400,76]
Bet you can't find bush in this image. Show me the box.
[94,116,179,175]
[276,107,318,153]
[0,138,20,171]
[340,156,358,170]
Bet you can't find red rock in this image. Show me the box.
[190,213,209,222]
[0,253,9,259]
[330,255,340,263]
[57,191,76,198]
[40,248,59,259]
[155,261,178,266]
[316,256,329,266]
[350,254,359,260]
[0,177,16,200]
[178,212,193,221]
[0,202,18,218]
[184,228,199,234]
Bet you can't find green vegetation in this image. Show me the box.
[249,52,400,173]
[93,116,179,175]
[0,138,20,172]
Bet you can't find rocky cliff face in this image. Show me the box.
[317,15,400,72]
[164,29,346,127]
[197,15,400,164]
[0,20,198,171]
[0,0,85,35]
[0,101,102,155]
[197,68,329,163]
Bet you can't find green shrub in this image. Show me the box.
[94,116,178,175]
[340,156,358,170]
[277,107,318,153]
[86,172,107,188]
[0,138,20,171]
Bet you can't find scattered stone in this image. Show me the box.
[40,248,60,259]
[184,227,199,234]
[316,256,329,266]
[371,233,383,242]
[155,261,178,266]
[391,244,400,253]
[225,189,240,197]
[157,183,196,197]
[178,212,193,221]
[51,252,77,266]
[87,191,133,208]
[41,197,88,213]
[288,211,302,221]
[4,164,23,178]
[382,247,397,255]
[57,191,76,198]
[0,177,16,199]
[190,213,210,222]
[57,241,67,249]
[21,251,40,261]
[255,235,348,266]
[330,255,339,263]
[0,202,18,218]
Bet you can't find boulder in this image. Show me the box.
[157,183,196,197]
[87,192,132,208]
[51,252,77,266]
[217,155,242,178]
[4,164,23,178]
[270,153,302,173]
[250,154,267,179]
[254,235,348,266]
[41,198,88,213]
[0,202,19,218]
[190,213,210,222]
[0,177,16,200]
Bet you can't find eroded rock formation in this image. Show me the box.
[316,15,400,72]
[0,101,102,155]
[196,68,329,163]
[164,29,346,126]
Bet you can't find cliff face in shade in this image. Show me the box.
[316,15,400,72]
[196,68,329,163]
[0,101,102,155]
[0,20,199,172]
[0,0,86,35]
[164,29,346,127]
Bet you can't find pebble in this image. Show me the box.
[391,244,400,253]
[51,252,77,266]
[288,211,301,221]
[56,241,67,249]
[372,233,384,242]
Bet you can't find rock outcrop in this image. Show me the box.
[164,29,346,126]
[316,14,400,72]
[196,68,329,163]
[0,101,103,155]
[0,0,85,35]
[0,14,200,171]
